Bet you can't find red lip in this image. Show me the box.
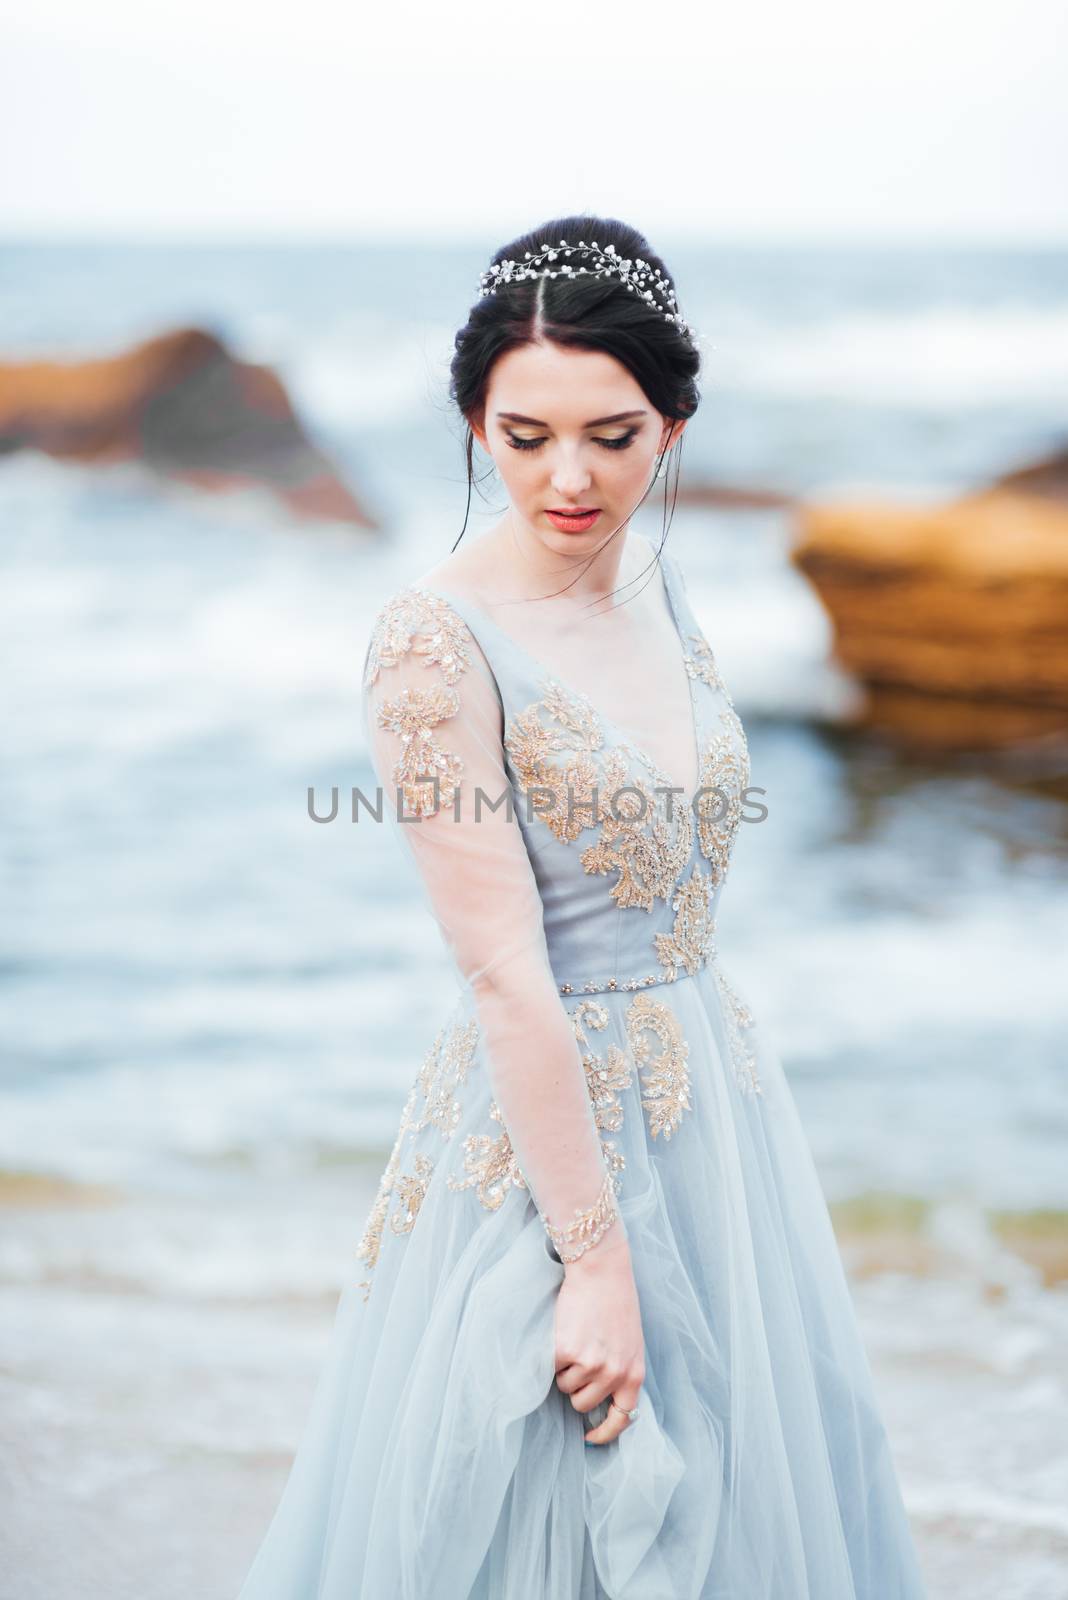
[547,508,599,515]
[546,507,602,532]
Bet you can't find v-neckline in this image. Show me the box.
[413,551,703,801]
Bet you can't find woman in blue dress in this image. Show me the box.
[237,214,929,1599]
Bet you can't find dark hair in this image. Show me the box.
[448,213,701,580]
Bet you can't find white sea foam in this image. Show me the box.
[710,304,1068,408]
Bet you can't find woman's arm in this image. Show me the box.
[360,587,624,1263]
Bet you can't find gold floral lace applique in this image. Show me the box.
[356,1015,480,1300]
[355,1078,420,1301]
[441,986,700,1231]
[568,999,633,1189]
[505,682,613,846]
[365,588,476,818]
[506,680,694,911]
[364,588,473,689]
[695,709,751,884]
[624,992,693,1140]
[447,998,636,1216]
[583,753,694,911]
[446,1100,528,1212]
[375,684,464,817]
[414,1017,479,1138]
[714,966,764,1097]
[543,1168,620,1263]
[654,867,718,981]
[682,632,725,692]
[390,1153,435,1233]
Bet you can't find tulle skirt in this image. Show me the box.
[236,960,929,1599]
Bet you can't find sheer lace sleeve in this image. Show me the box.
[360,587,625,1265]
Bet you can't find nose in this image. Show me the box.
[549,446,594,502]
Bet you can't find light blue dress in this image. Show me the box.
[237,548,929,1599]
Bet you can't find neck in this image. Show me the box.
[488,510,644,609]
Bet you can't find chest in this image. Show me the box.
[489,603,705,801]
[499,659,751,930]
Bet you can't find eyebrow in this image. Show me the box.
[495,409,648,428]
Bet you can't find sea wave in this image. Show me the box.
[717,305,1068,407]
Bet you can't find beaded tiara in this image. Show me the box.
[477,237,696,342]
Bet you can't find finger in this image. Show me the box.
[583,1403,629,1445]
[568,1377,612,1412]
[553,1363,587,1394]
[583,1381,642,1445]
[570,1369,639,1415]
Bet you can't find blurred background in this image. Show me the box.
[2,2,1067,1597]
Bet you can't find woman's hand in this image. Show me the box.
[552,1220,645,1445]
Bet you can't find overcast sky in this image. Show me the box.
[3,0,1066,243]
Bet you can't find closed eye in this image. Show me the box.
[505,430,639,453]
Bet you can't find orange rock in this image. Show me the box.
[791,488,1068,742]
[674,481,796,510]
[0,327,378,528]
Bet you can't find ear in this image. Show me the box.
[469,409,489,451]
[660,418,688,452]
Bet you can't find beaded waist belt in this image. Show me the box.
[556,944,716,997]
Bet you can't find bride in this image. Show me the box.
[236,214,929,1599]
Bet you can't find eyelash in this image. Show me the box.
[505,430,639,454]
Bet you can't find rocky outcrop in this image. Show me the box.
[989,443,1068,504]
[791,465,1068,747]
[674,481,795,511]
[0,327,377,528]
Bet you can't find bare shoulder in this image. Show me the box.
[369,531,494,635]
[627,531,662,579]
[412,530,500,604]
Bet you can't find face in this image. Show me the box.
[471,340,687,553]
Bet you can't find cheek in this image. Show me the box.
[608,448,657,496]
[495,455,540,504]
[621,447,657,483]
[497,449,530,478]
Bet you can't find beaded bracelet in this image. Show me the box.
[543,1170,621,1263]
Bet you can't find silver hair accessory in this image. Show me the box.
[478,238,697,342]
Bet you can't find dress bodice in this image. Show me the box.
[413,550,752,1001]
